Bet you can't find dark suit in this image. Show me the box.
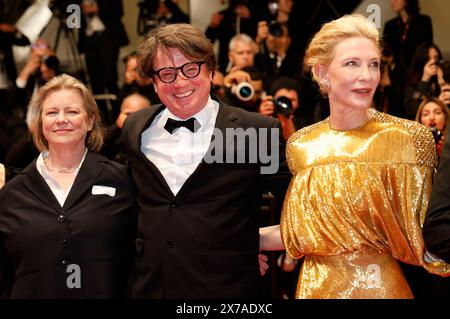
[383,14,433,69]
[0,29,29,112]
[423,134,450,264]
[0,151,136,298]
[77,0,129,122]
[122,97,290,298]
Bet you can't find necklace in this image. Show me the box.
[43,156,79,173]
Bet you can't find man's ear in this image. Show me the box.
[153,79,158,94]
[209,69,214,82]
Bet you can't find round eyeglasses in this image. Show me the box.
[151,61,208,83]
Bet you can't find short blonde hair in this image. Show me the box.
[304,14,381,92]
[27,74,104,152]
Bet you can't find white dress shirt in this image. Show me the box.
[36,149,88,207]
[141,97,219,196]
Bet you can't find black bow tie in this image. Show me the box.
[164,117,200,134]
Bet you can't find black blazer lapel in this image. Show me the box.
[128,104,166,154]
[22,160,62,213]
[127,104,175,197]
[63,152,108,210]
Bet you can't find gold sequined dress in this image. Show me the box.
[281,110,449,299]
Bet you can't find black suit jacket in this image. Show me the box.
[423,134,450,263]
[0,152,136,298]
[122,97,290,298]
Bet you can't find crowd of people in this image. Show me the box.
[1,0,450,299]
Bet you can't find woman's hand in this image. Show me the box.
[422,59,438,82]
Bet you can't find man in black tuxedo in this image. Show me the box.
[122,23,290,298]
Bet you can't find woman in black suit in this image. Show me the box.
[0,74,136,298]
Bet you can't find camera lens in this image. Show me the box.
[232,82,255,101]
[268,21,282,37]
[273,96,293,117]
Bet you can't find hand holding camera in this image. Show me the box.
[422,59,438,82]
[258,94,293,117]
[439,84,450,105]
[224,69,255,102]
[255,21,269,45]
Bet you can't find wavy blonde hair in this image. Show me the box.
[304,14,381,93]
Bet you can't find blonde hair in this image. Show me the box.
[415,97,450,131]
[304,14,381,93]
[27,73,104,152]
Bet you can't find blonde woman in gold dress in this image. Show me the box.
[260,14,449,299]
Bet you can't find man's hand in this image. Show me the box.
[0,23,16,33]
[224,70,251,88]
[256,21,269,45]
[277,112,297,141]
[259,253,269,276]
[258,95,275,116]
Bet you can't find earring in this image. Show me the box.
[322,80,331,91]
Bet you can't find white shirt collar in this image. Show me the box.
[158,96,217,134]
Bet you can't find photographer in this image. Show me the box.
[77,0,129,125]
[223,66,264,113]
[404,42,442,119]
[138,0,189,34]
[258,76,302,141]
[13,39,60,119]
[205,0,258,73]
[415,97,449,160]
[226,33,257,73]
[437,60,450,106]
[0,21,30,113]
[254,20,302,93]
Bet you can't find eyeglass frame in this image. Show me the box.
[150,61,209,83]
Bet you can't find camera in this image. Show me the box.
[231,82,255,102]
[437,60,450,84]
[430,126,443,144]
[273,96,293,117]
[267,1,282,37]
[268,21,283,37]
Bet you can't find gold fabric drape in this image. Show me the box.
[281,110,449,299]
